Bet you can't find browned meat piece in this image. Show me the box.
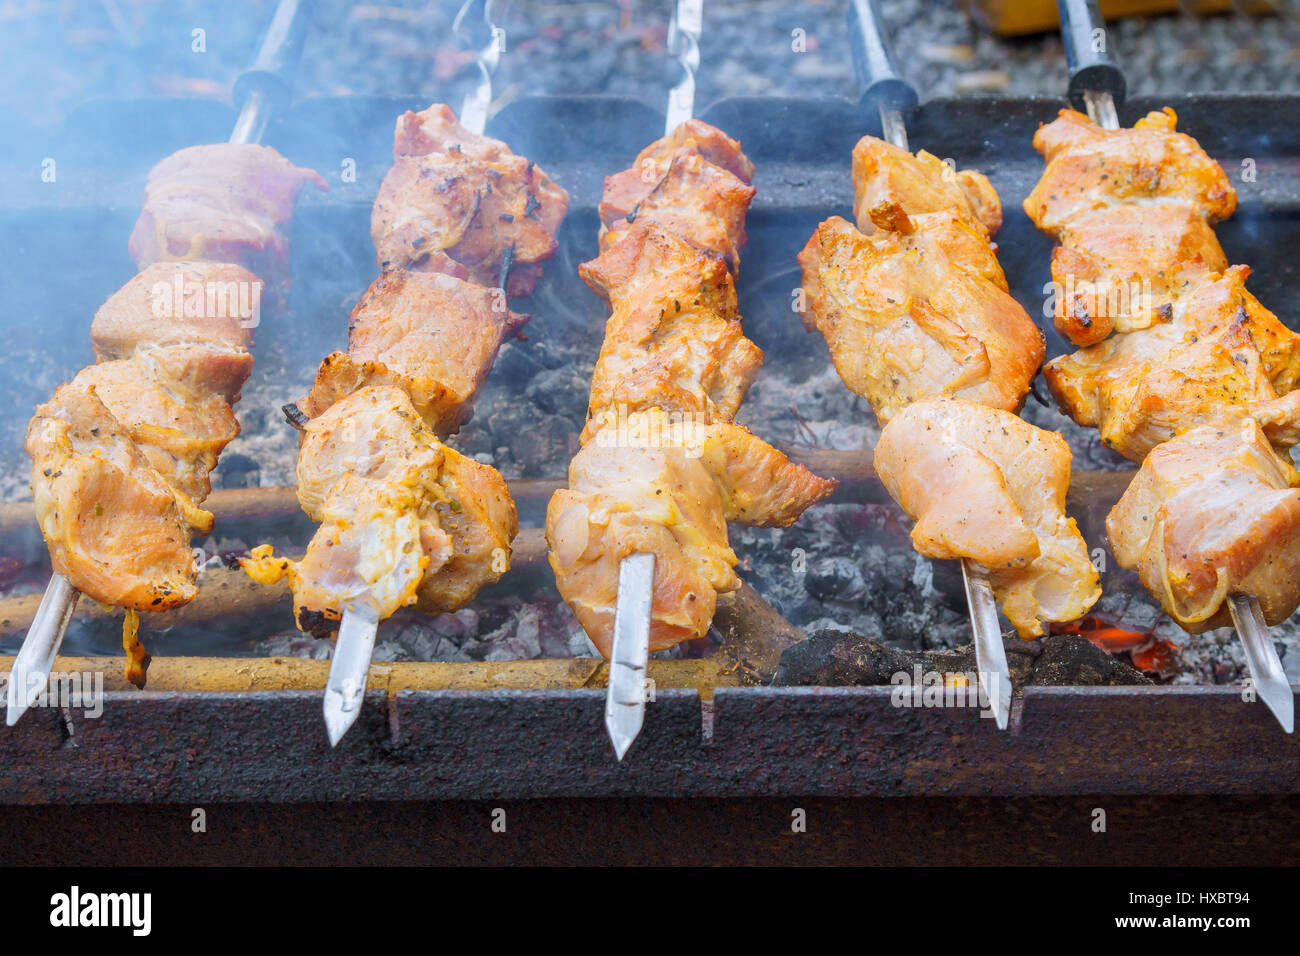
[578,221,763,442]
[1023,107,1236,235]
[549,411,835,656]
[1108,394,1300,633]
[636,118,757,182]
[1044,265,1300,461]
[414,436,518,615]
[27,384,204,611]
[874,396,1101,638]
[798,210,1044,424]
[301,269,526,436]
[393,102,513,161]
[71,347,246,505]
[370,104,569,297]
[246,386,517,632]
[851,136,1002,235]
[91,260,258,372]
[547,119,834,659]
[1047,203,1227,346]
[598,120,756,271]
[128,143,326,280]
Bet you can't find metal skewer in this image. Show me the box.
[324,605,379,746]
[322,0,506,746]
[5,0,317,729]
[852,0,1011,729]
[1060,0,1293,733]
[1228,594,1294,733]
[602,0,705,762]
[6,574,79,725]
[607,554,654,759]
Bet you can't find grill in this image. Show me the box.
[1,0,1298,803]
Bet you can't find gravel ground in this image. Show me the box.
[2,0,1298,682]
[2,1,1296,124]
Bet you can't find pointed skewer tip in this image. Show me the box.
[605,553,654,760]
[321,606,379,747]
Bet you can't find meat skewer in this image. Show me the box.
[798,0,1104,728]
[241,1,570,745]
[545,0,836,759]
[1044,0,1293,731]
[8,0,322,725]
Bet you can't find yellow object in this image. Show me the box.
[965,0,1232,36]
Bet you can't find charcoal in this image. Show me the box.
[525,367,588,419]
[513,414,580,476]
[1033,634,1151,686]
[773,628,913,687]
[212,452,260,489]
[804,556,865,603]
[493,341,542,386]
[775,630,1150,687]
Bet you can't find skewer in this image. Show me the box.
[1058,0,1293,732]
[322,0,508,746]
[851,0,1011,729]
[5,574,79,725]
[453,0,502,138]
[604,0,705,762]
[5,0,317,728]
[323,605,379,746]
[606,554,654,759]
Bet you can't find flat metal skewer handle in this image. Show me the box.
[665,0,702,135]
[454,0,504,137]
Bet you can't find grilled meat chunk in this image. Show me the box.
[250,386,516,631]
[27,384,203,611]
[371,104,569,297]
[548,411,835,656]
[547,119,835,657]
[302,269,526,436]
[1024,107,1236,236]
[579,222,763,442]
[1108,394,1300,633]
[874,396,1101,638]
[851,136,1002,235]
[71,347,247,504]
[598,119,756,270]
[798,209,1044,423]
[91,260,258,373]
[128,143,326,280]
[1044,265,1300,462]
[1046,203,1227,346]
